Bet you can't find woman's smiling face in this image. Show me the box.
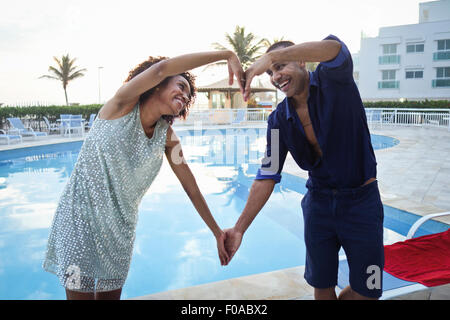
[159,75,191,116]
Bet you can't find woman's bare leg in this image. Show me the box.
[95,288,122,300]
[65,289,95,300]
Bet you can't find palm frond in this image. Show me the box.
[52,56,63,71]
[262,36,287,49]
[212,25,266,69]
[47,66,63,79]
[202,61,227,71]
[39,75,59,80]
[212,42,228,51]
[68,70,87,80]
[40,54,87,105]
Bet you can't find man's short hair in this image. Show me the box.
[266,41,295,53]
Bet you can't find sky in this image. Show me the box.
[0,0,426,106]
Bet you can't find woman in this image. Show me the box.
[43,50,245,300]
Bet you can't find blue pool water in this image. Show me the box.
[0,129,446,299]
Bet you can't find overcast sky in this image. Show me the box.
[0,0,425,106]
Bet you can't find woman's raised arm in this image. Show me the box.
[100,50,244,119]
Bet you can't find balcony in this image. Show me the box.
[379,55,401,65]
[432,79,450,87]
[433,51,450,61]
[378,81,399,89]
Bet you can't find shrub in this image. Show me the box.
[363,100,450,109]
[0,104,102,130]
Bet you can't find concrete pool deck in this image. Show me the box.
[1,124,449,300]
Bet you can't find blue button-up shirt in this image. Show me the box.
[255,34,377,189]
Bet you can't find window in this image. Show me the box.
[382,44,397,54]
[406,43,424,53]
[433,67,450,87]
[422,9,429,22]
[382,70,396,80]
[436,67,450,78]
[406,70,423,79]
[434,40,450,61]
[379,70,399,89]
[380,44,400,64]
[211,92,226,109]
[437,40,450,51]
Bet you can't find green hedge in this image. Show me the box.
[0,104,102,122]
[0,104,102,119]
[363,100,450,109]
[0,104,102,130]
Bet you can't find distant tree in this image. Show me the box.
[40,54,87,106]
[261,36,286,48]
[263,37,319,72]
[305,62,319,72]
[211,26,266,69]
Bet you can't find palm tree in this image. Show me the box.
[305,62,319,72]
[262,36,286,49]
[211,26,267,69]
[40,54,87,105]
[263,37,318,71]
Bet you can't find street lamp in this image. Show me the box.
[98,66,104,104]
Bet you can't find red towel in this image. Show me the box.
[384,229,450,287]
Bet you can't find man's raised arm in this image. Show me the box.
[243,39,341,100]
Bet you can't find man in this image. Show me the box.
[223,35,384,300]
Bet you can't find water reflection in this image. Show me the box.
[0,130,402,299]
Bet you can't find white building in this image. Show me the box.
[357,0,450,101]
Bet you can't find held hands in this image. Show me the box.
[216,230,230,266]
[226,52,245,95]
[215,227,243,266]
[221,227,243,266]
[226,52,272,102]
[243,54,272,102]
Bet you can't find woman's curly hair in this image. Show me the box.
[125,56,197,125]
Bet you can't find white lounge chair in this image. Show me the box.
[0,129,22,144]
[43,116,60,134]
[60,114,85,137]
[424,115,440,127]
[232,109,246,125]
[7,117,48,139]
[382,111,395,126]
[59,114,71,136]
[85,113,96,130]
[366,109,383,129]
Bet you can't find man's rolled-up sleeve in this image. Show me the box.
[320,34,354,82]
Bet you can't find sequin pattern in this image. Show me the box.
[43,104,169,292]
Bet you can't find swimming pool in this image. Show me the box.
[0,129,445,299]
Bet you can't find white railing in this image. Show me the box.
[365,108,450,130]
[174,108,273,126]
[4,106,447,131]
[174,107,450,130]
[3,101,60,107]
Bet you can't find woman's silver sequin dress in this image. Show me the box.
[43,104,169,292]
